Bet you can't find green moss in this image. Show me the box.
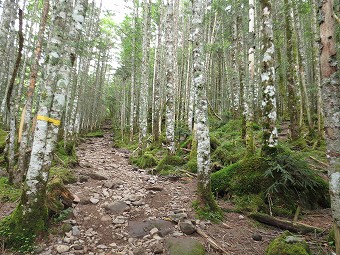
[266,231,311,255]
[212,140,246,166]
[0,191,48,253]
[49,166,76,184]
[185,158,197,173]
[155,154,184,172]
[0,177,21,202]
[211,149,330,216]
[85,130,104,137]
[192,200,223,223]
[0,129,8,153]
[55,140,78,167]
[131,152,158,169]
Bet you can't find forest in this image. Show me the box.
[0,0,339,254]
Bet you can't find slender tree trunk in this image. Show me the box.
[192,0,219,212]
[284,0,300,140]
[16,0,50,184]
[165,2,175,153]
[319,1,340,254]
[260,0,278,156]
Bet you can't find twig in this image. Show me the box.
[221,222,232,229]
[196,228,229,254]
[309,156,329,167]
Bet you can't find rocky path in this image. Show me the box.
[32,129,332,255]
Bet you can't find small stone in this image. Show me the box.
[103,201,130,214]
[179,220,196,235]
[56,244,70,253]
[252,233,262,241]
[73,245,84,250]
[169,213,187,223]
[133,247,145,255]
[100,215,111,222]
[172,231,183,237]
[285,236,304,244]
[87,172,108,180]
[109,243,117,248]
[152,243,163,254]
[113,216,126,224]
[78,175,89,183]
[97,244,108,249]
[90,198,99,204]
[238,215,245,220]
[132,200,144,206]
[73,195,80,203]
[150,228,159,235]
[145,186,163,191]
[72,226,81,236]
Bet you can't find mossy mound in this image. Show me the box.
[55,140,78,167]
[212,140,246,166]
[131,152,158,169]
[49,166,77,184]
[155,154,185,173]
[0,177,21,202]
[166,237,206,255]
[211,149,330,215]
[266,231,311,255]
[85,130,104,137]
[185,158,197,173]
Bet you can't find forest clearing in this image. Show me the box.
[0,0,339,254]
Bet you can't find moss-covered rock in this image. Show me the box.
[211,150,330,215]
[166,237,206,255]
[185,158,197,173]
[85,130,104,137]
[266,231,311,255]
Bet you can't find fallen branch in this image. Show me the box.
[179,169,197,177]
[207,100,222,121]
[196,228,229,254]
[309,156,329,167]
[250,213,323,234]
[221,222,232,229]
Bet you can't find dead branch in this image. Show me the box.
[196,228,229,254]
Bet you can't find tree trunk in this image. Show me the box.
[192,0,219,212]
[319,0,340,254]
[260,0,278,156]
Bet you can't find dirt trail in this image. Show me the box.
[6,126,333,254]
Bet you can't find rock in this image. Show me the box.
[113,216,127,224]
[169,212,188,223]
[133,247,145,255]
[103,201,130,214]
[252,233,262,241]
[285,236,304,244]
[90,197,99,204]
[103,180,120,189]
[238,215,245,220]
[72,226,81,236]
[61,223,73,233]
[100,215,112,222]
[56,244,70,253]
[132,200,144,206]
[179,220,196,235]
[165,237,205,255]
[78,175,89,183]
[150,228,159,235]
[145,186,163,191]
[79,197,91,205]
[73,195,80,203]
[97,244,108,249]
[152,243,163,254]
[73,245,84,250]
[128,220,174,238]
[86,172,108,180]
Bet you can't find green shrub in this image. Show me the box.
[49,166,77,184]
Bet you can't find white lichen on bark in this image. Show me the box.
[165,2,175,153]
[260,0,278,152]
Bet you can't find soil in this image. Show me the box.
[0,126,335,255]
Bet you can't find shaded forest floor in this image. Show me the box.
[0,126,335,255]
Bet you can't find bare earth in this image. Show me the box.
[0,129,335,255]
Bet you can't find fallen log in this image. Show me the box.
[250,213,323,234]
[196,228,229,254]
